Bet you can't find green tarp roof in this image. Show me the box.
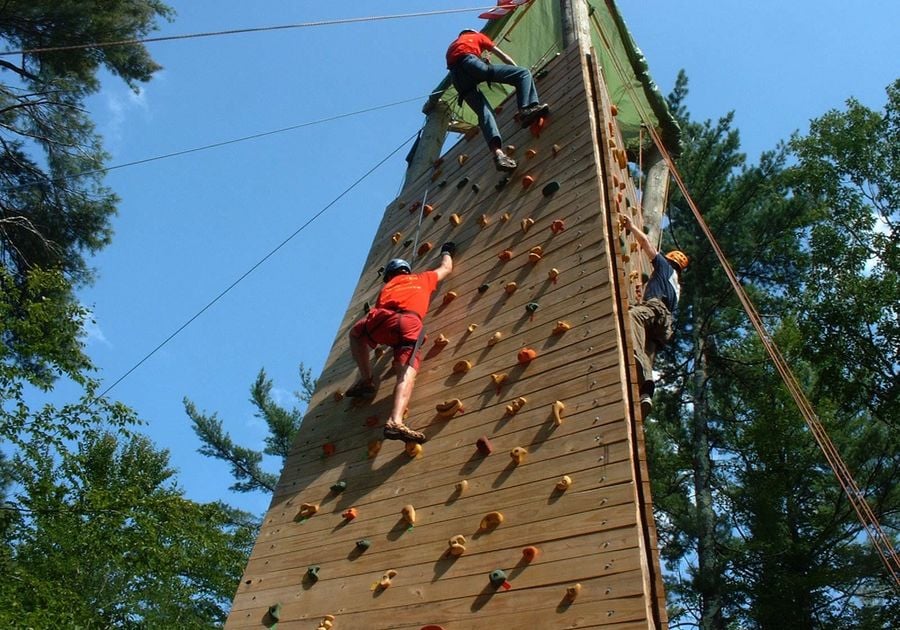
[427,0,680,152]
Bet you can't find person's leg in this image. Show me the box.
[489,63,540,109]
[349,333,373,383]
[346,314,381,397]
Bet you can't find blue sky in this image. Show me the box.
[72,0,899,516]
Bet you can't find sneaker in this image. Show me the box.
[383,422,427,444]
[640,395,653,417]
[346,380,377,398]
[494,152,517,172]
[519,103,549,128]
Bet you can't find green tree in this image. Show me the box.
[184,364,316,498]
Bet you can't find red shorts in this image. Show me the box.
[350,308,424,370]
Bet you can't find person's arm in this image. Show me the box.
[621,214,658,259]
[489,45,516,66]
[434,242,455,282]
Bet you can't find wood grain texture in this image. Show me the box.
[227,42,666,630]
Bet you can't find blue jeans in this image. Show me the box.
[449,54,540,149]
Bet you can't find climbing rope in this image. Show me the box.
[0,6,500,57]
[589,14,900,590]
[408,184,432,268]
[93,129,420,403]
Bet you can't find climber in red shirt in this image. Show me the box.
[347,243,455,443]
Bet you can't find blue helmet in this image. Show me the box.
[384,258,411,283]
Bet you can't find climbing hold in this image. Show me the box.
[333,391,344,402]
[392,232,402,244]
[498,249,513,261]
[476,436,493,455]
[379,569,398,589]
[565,583,582,602]
[442,291,457,305]
[550,219,566,234]
[403,238,413,248]
[471,183,480,193]
[552,143,562,156]
[478,214,490,228]
[435,398,463,419]
[530,116,546,137]
[478,283,490,294]
[306,566,321,582]
[449,213,462,226]
[316,614,336,630]
[368,439,382,459]
[401,504,416,525]
[615,148,627,169]
[489,569,508,587]
[457,153,469,166]
[556,475,573,491]
[423,204,434,217]
[456,479,468,493]
[365,415,380,427]
[431,168,443,182]
[522,546,540,562]
[316,615,336,630]
[342,507,358,521]
[608,138,617,149]
[505,281,518,295]
[466,323,478,333]
[480,511,504,529]
[322,443,336,457]
[268,603,282,622]
[552,400,566,426]
[488,332,503,346]
[529,246,543,263]
[405,442,423,458]
[453,360,472,374]
[448,534,467,557]
[501,212,511,222]
[510,446,528,465]
[330,480,347,493]
[548,268,560,283]
[433,333,450,348]
[356,539,371,551]
[418,241,433,256]
[437,179,447,188]
[490,374,508,395]
[495,176,509,190]
[505,144,516,155]
[553,320,571,335]
[521,217,534,232]
[629,269,640,281]
[610,104,618,116]
[297,502,319,519]
[525,302,540,315]
[522,175,535,190]
[526,148,537,159]
[542,181,560,196]
[456,177,469,189]
[517,348,538,365]
[630,241,638,253]
[374,346,386,359]
[409,201,421,213]
[505,396,527,416]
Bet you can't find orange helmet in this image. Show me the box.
[665,250,689,271]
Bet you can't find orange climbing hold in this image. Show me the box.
[322,443,336,457]
[457,153,468,166]
[401,504,416,525]
[552,400,566,425]
[466,323,478,333]
[522,175,535,189]
[490,372,507,388]
[610,104,619,116]
[488,332,503,346]
[391,231,402,244]
[476,436,493,455]
[522,546,540,562]
[435,398,464,419]
[548,268,560,283]
[505,396,527,416]
[298,502,319,519]
[418,241,433,256]
[525,148,537,159]
[552,143,562,156]
[529,246,543,263]
[405,442,423,458]
[442,291,457,305]
[510,446,528,464]
[433,333,450,348]
[448,535,467,557]
[505,144,516,155]
[423,204,434,217]
[565,583,582,602]
[505,281,518,295]
[556,475,573,491]
[501,212,511,222]
[456,479,468,493]
[616,148,627,169]
[550,219,566,234]
[498,249,513,261]
[333,391,344,402]
[453,360,472,374]
[521,217,535,232]
[316,614,336,630]
[342,507,358,521]
[517,348,538,364]
[449,213,462,226]
[480,511,504,530]
[478,214,490,228]
[553,320,571,335]
[378,569,398,589]
[367,440,382,459]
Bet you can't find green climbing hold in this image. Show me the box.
[489,569,508,586]
[542,181,560,196]
[478,283,490,294]
[456,177,469,189]
[330,480,347,493]
[526,302,540,313]
[356,539,372,550]
[306,566,320,582]
[268,603,282,621]
[471,183,480,193]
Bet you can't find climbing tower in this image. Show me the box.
[227,1,679,628]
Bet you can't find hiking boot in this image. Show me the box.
[346,379,377,398]
[640,395,653,417]
[519,102,550,128]
[383,421,426,444]
[494,152,517,172]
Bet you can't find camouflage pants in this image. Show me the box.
[629,298,673,395]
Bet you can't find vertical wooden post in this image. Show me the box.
[404,99,451,189]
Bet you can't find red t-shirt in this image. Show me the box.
[376,271,439,318]
[446,32,495,67]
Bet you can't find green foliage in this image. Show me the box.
[185,365,315,496]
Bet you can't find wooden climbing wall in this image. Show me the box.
[227,43,667,630]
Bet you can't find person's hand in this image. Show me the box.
[620,213,633,232]
[440,242,456,257]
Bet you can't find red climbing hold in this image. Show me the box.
[550,219,566,234]
[517,348,538,364]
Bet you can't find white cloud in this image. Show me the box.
[101,82,153,151]
[80,309,111,348]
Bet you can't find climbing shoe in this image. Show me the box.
[519,103,550,128]
[494,153,517,172]
[383,422,427,444]
[346,380,377,398]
